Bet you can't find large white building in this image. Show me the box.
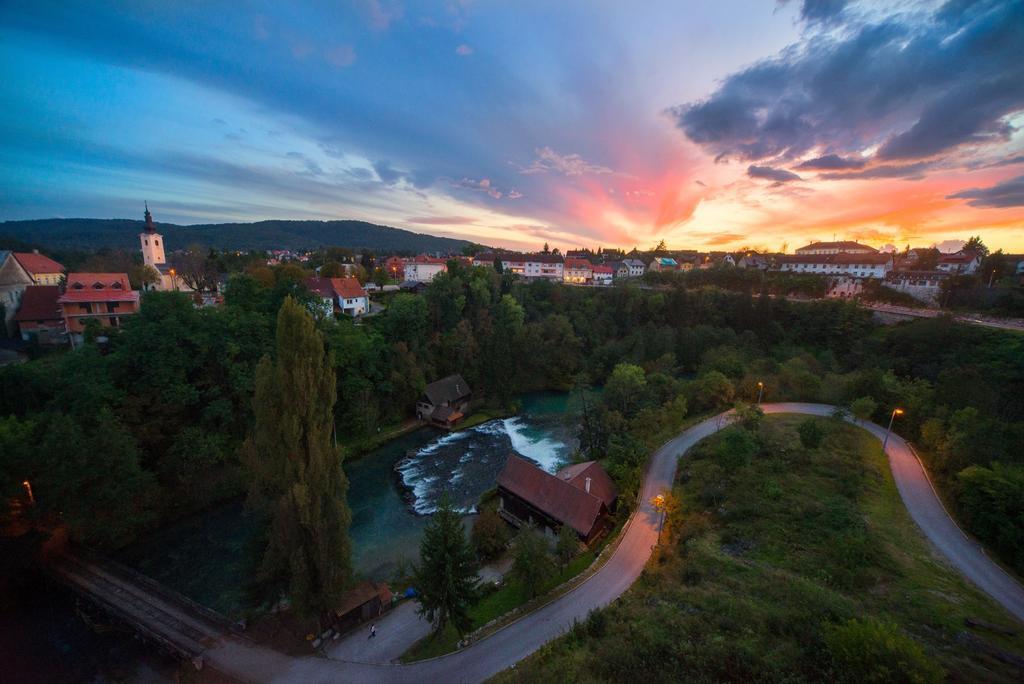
[936,252,982,275]
[777,252,893,279]
[403,256,448,282]
[794,241,877,256]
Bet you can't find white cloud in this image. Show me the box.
[518,146,614,176]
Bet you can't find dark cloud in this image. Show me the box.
[373,160,402,184]
[672,1,1024,168]
[947,174,1024,208]
[796,154,865,170]
[819,161,931,180]
[787,0,849,25]
[748,165,801,182]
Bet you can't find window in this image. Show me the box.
[145,239,149,245]
[155,240,159,246]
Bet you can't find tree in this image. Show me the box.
[243,297,352,623]
[850,396,877,423]
[511,524,554,597]
[414,492,478,634]
[693,370,735,410]
[733,401,763,430]
[798,418,826,449]
[963,236,989,258]
[604,363,647,418]
[555,523,579,568]
[471,508,510,561]
[178,244,219,291]
[542,242,551,254]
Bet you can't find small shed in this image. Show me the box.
[334,581,392,632]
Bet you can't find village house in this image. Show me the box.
[647,257,678,272]
[563,257,593,284]
[0,250,66,335]
[416,374,472,428]
[622,258,646,277]
[58,273,140,343]
[404,256,448,282]
[794,240,878,255]
[495,455,617,544]
[737,252,770,270]
[605,260,629,279]
[14,285,65,344]
[936,251,982,275]
[592,264,615,286]
[305,276,370,318]
[333,581,392,634]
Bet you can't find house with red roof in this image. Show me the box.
[0,250,66,335]
[11,251,66,286]
[403,255,448,283]
[14,286,65,344]
[305,276,369,318]
[495,454,617,544]
[58,273,140,342]
[563,257,594,284]
[592,264,615,286]
[936,251,982,275]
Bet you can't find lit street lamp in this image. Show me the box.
[882,408,904,451]
[651,494,667,545]
[756,381,764,405]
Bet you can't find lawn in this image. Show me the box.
[493,415,1024,683]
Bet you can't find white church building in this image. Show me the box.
[140,204,193,293]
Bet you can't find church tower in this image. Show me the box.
[139,202,166,268]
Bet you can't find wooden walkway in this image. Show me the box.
[47,549,240,668]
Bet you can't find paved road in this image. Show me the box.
[861,302,1024,331]
[202,404,1024,682]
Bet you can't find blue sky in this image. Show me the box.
[1,1,1022,251]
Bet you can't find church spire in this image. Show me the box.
[144,201,155,234]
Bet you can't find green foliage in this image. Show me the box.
[956,463,1024,570]
[243,297,352,621]
[692,370,735,411]
[414,492,479,635]
[823,618,943,684]
[713,426,758,470]
[850,396,877,422]
[555,523,579,568]
[798,418,827,449]
[471,508,510,561]
[511,524,554,598]
[604,363,647,417]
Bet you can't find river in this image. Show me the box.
[117,391,577,617]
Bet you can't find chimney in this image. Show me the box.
[585,477,591,494]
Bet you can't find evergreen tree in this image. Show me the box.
[414,492,478,634]
[244,296,352,623]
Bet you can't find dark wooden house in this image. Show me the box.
[495,455,617,545]
[416,374,472,428]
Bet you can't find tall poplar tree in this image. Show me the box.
[244,296,352,623]
[414,492,478,635]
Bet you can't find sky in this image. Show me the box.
[0,0,1022,253]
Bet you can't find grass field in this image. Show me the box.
[493,415,1024,683]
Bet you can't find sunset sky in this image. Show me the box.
[1,0,1022,252]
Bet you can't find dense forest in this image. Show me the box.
[1,260,1022,579]
[0,217,473,252]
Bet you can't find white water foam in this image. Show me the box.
[502,417,566,472]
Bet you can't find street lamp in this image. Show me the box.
[756,381,764,405]
[882,408,904,451]
[651,494,667,545]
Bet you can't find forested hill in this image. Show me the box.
[0,218,474,253]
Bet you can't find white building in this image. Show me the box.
[622,259,646,277]
[139,204,194,292]
[936,252,981,275]
[884,271,948,305]
[592,265,614,286]
[305,276,369,317]
[404,256,448,282]
[777,253,893,279]
[794,241,878,256]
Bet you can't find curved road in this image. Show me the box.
[203,403,1024,682]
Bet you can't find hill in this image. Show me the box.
[0,218,474,254]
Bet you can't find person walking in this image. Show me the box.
[368,624,377,639]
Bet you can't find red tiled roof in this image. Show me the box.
[565,258,594,270]
[555,461,618,508]
[410,255,448,264]
[592,265,614,274]
[12,252,65,276]
[64,272,131,289]
[305,277,336,298]
[59,290,140,303]
[939,253,977,263]
[497,454,608,537]
[14,286,62,322]
[334,581,381,618]
[331,276,367,299]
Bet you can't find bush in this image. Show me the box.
[798,419,826,449]
[471,508,510,561]
[823,618,943,684]
[956,463,1024,570]
[714,427,757,470]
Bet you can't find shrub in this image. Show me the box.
[714,427,758,470]
[471,508,510,561]
[798,419,826,449]
[823,618,943,684]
